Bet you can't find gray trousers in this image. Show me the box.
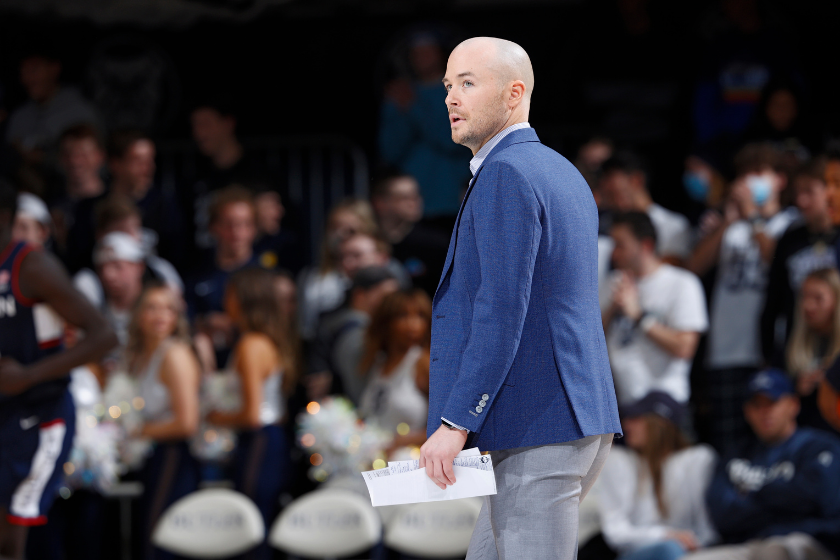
[466,433,614,560]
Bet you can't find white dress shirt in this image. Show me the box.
[469,122,532,176]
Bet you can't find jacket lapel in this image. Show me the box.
[433,128,541,298]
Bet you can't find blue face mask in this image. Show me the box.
[747,175,773,206]
[683,171,710,202]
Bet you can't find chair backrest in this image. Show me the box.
[269,488,381,558]
[152,488,264,558]
[383,497,482,558]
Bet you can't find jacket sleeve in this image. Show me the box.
[439,161,542,432]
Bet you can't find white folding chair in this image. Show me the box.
[269,488,381,559]
[383,497,482,558]
[152,488,264,558]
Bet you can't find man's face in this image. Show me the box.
[60,137,104,184]
[794,176,829,227]
[111,140,156,193]
[825,160,840,226]
[191,108,235,157]
[340,236,387,278]
[443,45,507,151]
[99,260,144,301]
[610,224,643,273]
[744,394,799,444]
[600,170,638,212]
[11,216,49,247]
[20,56,60,102]
[211,202,256,253]
[378,178,422,223]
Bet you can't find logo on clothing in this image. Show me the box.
[0,270,9,291]
[0,295,16,318]
[19,416,39,430]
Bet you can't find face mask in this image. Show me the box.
[683,171,710,202]
[747,175,774,206]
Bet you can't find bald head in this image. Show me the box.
[453,37,534,98]
[443,37,533,154]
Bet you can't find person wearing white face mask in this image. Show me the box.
[688,143,800,454]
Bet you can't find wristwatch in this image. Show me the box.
[635,312,657,333]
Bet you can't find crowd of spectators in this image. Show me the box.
[2,13,840,560]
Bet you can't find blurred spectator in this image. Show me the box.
[743,79,814,166]
[785,268,840,434]
[691,0,801,154]
[310,266,400,404]
[824,149,840,260]
[5,49,99,194]
[339,231,409,288]
[72,231,146,377]
[207,268,295,559]
[683,153,728,220]
[601,212,708,406]
[688,370,840,560]
[601,151,693,263]
[65,129,184,272]
[690,143,798,453]
[11,192,51,248]
[125,281,200,560]
[762,160,836,364]
[50,124,106,258]
[297,199,378,339]
[378,33,471,219]
[252,188,302,275]
[73,196,183,312]
[597,392,717,560]
[371,171,448,296]
[575,136,614,193]
[188,100,286,255]
[187,186,268,369]
[358,289,431,452]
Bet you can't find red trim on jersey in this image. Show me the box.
[6,514,48,526]
[39,418,65,429]
[11,244,38,307]
[0,241,15,267]
[38,337,62,350]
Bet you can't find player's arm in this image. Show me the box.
[0,250,117,395]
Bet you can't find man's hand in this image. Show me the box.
[668,530,699,551]
[0,357,32,396]
[613,273,642,322]
[419,424,469,490]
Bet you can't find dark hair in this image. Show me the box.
[107,129,152,160]
[733,142,782,176]
[227,267,298,395]
[0,180,17,227]
[601,150,647,177]
[60,123,103,150]
[792,158,827,185]
[824,141,840,164]
[371,168,416,199]
[359,289,432,374]
[94,194,141,235]
[612,211,658,246]
[191,95,237,119]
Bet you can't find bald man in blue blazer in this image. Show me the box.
[418,38,621,559]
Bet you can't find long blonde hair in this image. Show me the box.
[227,267,298,395]
[125,280,191,373]
[787,268,840,376]
[637,414,689,518]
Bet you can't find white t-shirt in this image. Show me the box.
[596,445,718,554]
[707,208,799,368]
[648,203,693,260]
[602,264,708,404]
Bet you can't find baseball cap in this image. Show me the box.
[94,232,144,265]
[17,193,51,225]
[747,369,795,401]
[620,391,685,426]
[351,266,396,291]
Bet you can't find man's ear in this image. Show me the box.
[508,80,526,108]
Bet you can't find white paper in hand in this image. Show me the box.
[361,448,497,507]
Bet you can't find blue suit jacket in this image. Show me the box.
[427,128,622,450]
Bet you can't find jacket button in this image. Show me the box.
[479,399,487,406]
[475,406,483,413]
[482,394,489,400]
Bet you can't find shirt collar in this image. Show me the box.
[469,122,531,176]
